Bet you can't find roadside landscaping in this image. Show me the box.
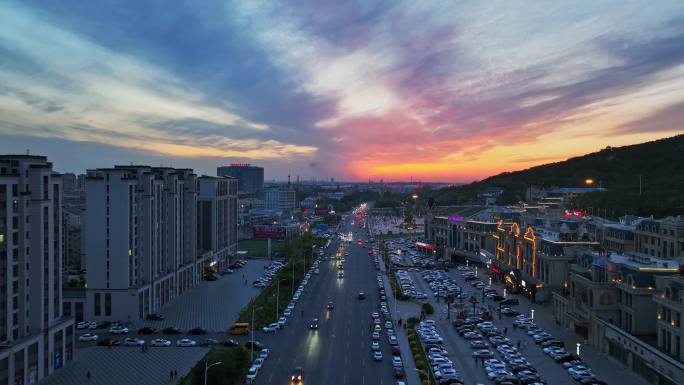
[235,233,318,328]
[179,346,250,385]
[407,317,437,385]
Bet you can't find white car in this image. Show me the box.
[76,321,89,329]
[392,356,402,367]
[262,323,279,333]
[259,349,270,360]
[109,326,129,334]
[176,338,197,347]
[124,338,145,346]
[283,309,292,317]
[287,303,295,310]
[373,351,383,361]
[371,341,380,350]
[150,338,171,347]
[88,322,98,329]
[252,358,265,370]
[78,333,98,342]
[313,269,320,274]
[246,366,258,383]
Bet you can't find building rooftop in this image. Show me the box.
[608,252,681,272]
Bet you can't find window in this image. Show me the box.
[105,293,111,316]
[94,293,101,316]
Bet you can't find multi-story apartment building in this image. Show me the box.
[84,166,201,322]
[0,155,74,385]
[197,176,238,271]
[654,273,684,362]
[635,216,684,259]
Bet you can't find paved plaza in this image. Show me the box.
[39,259,269,385]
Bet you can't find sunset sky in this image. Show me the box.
[1,0,683,182]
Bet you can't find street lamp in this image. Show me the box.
[503,288,507,298]
[576,342,581,357]
[204,361,222,385]
[250,305,264,360]
[489,277,492,286]
[530,309,535,320]
[585,179,594,186]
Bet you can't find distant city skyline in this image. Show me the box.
[2,1,684,182]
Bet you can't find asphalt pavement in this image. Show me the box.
[254,216,400,385]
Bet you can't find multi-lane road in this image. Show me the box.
[255,214,399,385]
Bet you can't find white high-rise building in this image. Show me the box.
[84,166,201,322]
[264,187,295,214]
[0,155,74,384]
[197,176,238,270]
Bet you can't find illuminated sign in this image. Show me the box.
[415,242,436,251]
[230,163,251,167]
[252,225,286,239]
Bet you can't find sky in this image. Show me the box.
[1,0,684,182]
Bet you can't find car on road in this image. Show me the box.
[373,351,383,361]
[310,319,319,330]
[388,335,398,345]
[150,338,172,347]
[392,356,402,367]
[124,338,145,346]
[371,341,380,350]
[393,366,405,378]
[245,341,264,351]
[109,326,129,334]
[358,292,366,299]
[76,321,89,329]
[137,327,158,335]
[252,357,265,370]
[385,321,393,329]
[291,367,303,383]
[78,333,99,342]
[372,331,380,340]
[189,327,207,335]
[277,317,287,327]
[162,326,183,335]
[146,313,164,321]
[470,340,488,349]
[327,301,334,309]
[176,338,197,347]
[262,323,279,333]
[246,366,258,383]
[96,338,120,346]
[284,309,292,317]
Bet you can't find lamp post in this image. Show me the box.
[531,309,535,320]
[204,361,222,385]
[576,342,581,357]
[250,305,263,360]
[503,288,507,298]
[489,277,492,286]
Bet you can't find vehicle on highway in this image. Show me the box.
[392,356,402,367]
[162,326,183,335]
[338,271,344,278]
[327,301,334,309]
[124,338,145,346]
[373,351,383,361]
[259,349,270,360]
[150,338,172,347]
[393,366,405,379]
[176,338,197,347]
[310,318,319,330]
[371,340,380,350]
[78,333,99,342]
[262,323,279,333]
[277,317,287,327]
[291,367,303,383]
[284,309,292,317]
[358,292,366,299]
[252,357,265,370]
[246,366,258,383]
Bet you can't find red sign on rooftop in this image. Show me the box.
[230,163,251,167]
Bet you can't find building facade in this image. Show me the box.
[84,166,202,322]
[635,216,684,259]
[197,176,238,271]
[0,155,74,385]
[217,164,264,194]
[264,187,295,213]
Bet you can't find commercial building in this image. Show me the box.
[635,216,684,259]
[0,155,74,385]
[217,164,264,194]
[264,187,295,214]
[197,176,238,271]
[84,166,202,322]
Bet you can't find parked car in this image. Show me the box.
[150,338,172,347]
[109,326,129,334]
[188,327,207,335]
[176,339,197,347]
[78,333,99,342]
[137,327,158,335]
[124,338,145,346]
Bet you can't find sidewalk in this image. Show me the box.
[379,251,422,385]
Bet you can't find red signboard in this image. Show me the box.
[230,163,251,167]
[252,225,286,239]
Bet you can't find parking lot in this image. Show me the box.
[390,245,648,385]
[40,259,269,385]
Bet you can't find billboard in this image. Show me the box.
[315,208,330,216]
[252,225,286,239]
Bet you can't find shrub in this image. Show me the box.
[422,303,434,315]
